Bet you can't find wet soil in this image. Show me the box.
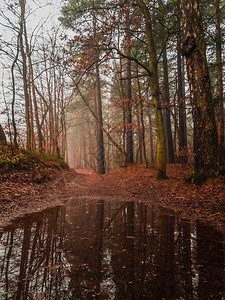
[0,164,225,231]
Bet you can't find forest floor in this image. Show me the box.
[0,160,225,232]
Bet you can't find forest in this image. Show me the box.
[0,0,225,299]
[0,0,224,182]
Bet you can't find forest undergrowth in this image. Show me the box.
[0,146,224,231]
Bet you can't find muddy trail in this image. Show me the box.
[0,166,225,299]
[1,165,224,232]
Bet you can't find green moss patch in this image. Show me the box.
[0,145,68,183]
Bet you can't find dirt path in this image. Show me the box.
[1,165,225,231]
[67,165,225,231]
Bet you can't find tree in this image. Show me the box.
[136,0,167,178]
[125,6,134,164]
[19,0,34,149]
[214,0,224,158]
[162,45,175,164]
[93,14,105,174]
[60,0,106,173]
[181,0,220,183]
[158,0,175,164]
[177,0,187,163]
[0,124,6,143]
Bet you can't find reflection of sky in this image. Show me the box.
[0,0,62,125]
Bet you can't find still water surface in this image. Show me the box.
[0,198,224,299]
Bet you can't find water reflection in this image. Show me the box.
[0,199,224,299]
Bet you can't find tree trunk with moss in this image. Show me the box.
[214,0,224,160]
[0,124,6,143]
[136,0,166,178]
[181,0,220,183]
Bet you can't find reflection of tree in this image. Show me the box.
[64,201,224,299]
[0,207,68,299]
[0,201,224,299]
[176,218,193,299]
[64,199,108,299]
[157,209,175,299]
[196,222,224,299]
[15,227,31,299]
[3,230,14,297]
[110,201,135,299]
[95,200,104,296]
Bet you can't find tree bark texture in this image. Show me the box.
[181,0,220,183]
[95,65,105,174]
[19,0,32,149]
[162,46,175,164]
[137,0,167,178]
[0,124,6,143]
[24,21,44,152]
[11,29,22,149]
[93,16,105,174]
[148,105,155,163]
[125,9,134,164]
[177,0,188,163]
[214,0,224,157]
[136,66,148,167]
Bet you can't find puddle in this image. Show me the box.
[0,198,224,299]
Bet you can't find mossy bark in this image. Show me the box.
[181,0,220,183]
[214,0,224,161]
[0,124,6,143]
[136,0,167,178]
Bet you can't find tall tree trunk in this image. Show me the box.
[11,30,21,149]
[46,63,53,154]
[158,0,174,164]
[214,0,224,159]
[136,111,143,164]
[61,81,67,160]
[181,0,220,183]
[19,0,32,149]
[182,56,187,144]
[137,66,148,167]
[119,55,127,166]
[162,46,175,164]
[95,64,105,174]
[27,69,35,149]
[125,8,134,164]
[53,66,59,157]
[177,1,188,163]
[147,104,155,163]
[93,16,105,174]
[173,81,178,158]
[137,0,167,178]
